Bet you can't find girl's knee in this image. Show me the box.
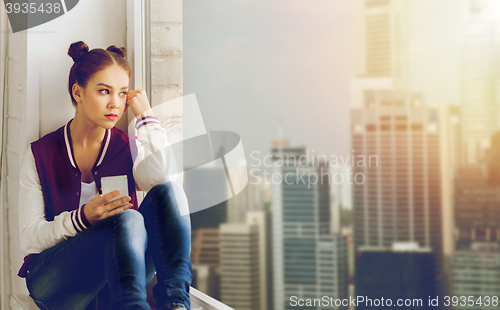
[150,181,181,196]
[111,209,147,251]
[150,181,189,217]
[112,209,146,234]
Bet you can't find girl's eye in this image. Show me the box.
[99,89,109,95]
[120,92,127,97]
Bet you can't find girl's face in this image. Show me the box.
[74,65,129,130]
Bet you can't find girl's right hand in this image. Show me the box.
[83,190,133,226]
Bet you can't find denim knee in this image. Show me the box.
[112,209,145,228]
[149,181,189,217]
[149,181,181,197]
[110,209,147,248]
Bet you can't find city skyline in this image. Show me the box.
[184,1,500,309]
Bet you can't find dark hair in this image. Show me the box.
[67,41,131,106]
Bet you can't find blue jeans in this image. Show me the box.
[25,181,193,310]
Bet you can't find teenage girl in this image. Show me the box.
[17,41,192,310]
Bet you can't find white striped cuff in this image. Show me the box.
[70,205,89,232]
[135,115,161,131]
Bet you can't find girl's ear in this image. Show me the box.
[72,83,82,104]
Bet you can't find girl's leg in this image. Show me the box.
[90,244,156,310]
[26,209,151,310]
[139,181,193,310]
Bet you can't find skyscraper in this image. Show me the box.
[191,228,222,301]
[227,164,266,223]
[220,223,261,310]
[350,92,445,304]
[271,142,348,310]
[356,244,436,310]
[191,264,220,301]
[451,242,500,310]
[454,131,500,249]
[461,0,500,163]
[351,0,410,110]
[351,93,441,250]
[351,0,451,305]
[191,228,220,267]
[219,211,271,310]
[247,211,271,310]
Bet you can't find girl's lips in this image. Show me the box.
[105,115,117,120]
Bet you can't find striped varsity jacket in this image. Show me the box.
[17,115,177,277]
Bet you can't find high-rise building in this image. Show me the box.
[190,228,222,301]
[247,211,271,310]
[220,223,261,310]
[350,0,456,305]
[219,211,271,310]
[451,131,500,308]
[454,165,500,249]
[355,0,409,82]
[454,131,500,249]
[351,0,410,110]
[271,142,348,310]
[330,166,352,235]
[460,0,500,163]
[351,93,441,250]
[191,264,221,301]
[355,243,436,310]
[351,92,445,302]
[352,0,444,248]
[191,228,220,267]
[451,242,500,310]
[227,164,266,223]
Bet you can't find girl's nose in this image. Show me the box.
[108,95,120,109]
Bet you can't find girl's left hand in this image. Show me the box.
[125,89,153,118]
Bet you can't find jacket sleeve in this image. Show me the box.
[18,146,89,255]
[132,115,178,192]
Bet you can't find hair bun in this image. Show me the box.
[106,45,127,57]
[68,41,89,62]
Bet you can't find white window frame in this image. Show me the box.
[127,0,149,203]
[127,0,146,95]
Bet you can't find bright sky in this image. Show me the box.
[184,0,462,160]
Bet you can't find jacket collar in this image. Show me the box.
[63,118,111,170]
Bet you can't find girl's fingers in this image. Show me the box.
[104,196,131,212]
[126,90,144,98]
[104,203,133,218]
[96,190,121,206]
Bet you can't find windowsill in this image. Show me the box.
[11,287,235,310]
[190,286,235,310]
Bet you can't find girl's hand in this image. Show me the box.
[125,89,154,118]
[83,190,133,226]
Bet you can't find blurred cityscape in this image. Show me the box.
[186,0,500,309]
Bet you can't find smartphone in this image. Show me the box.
[101,175,129,207]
